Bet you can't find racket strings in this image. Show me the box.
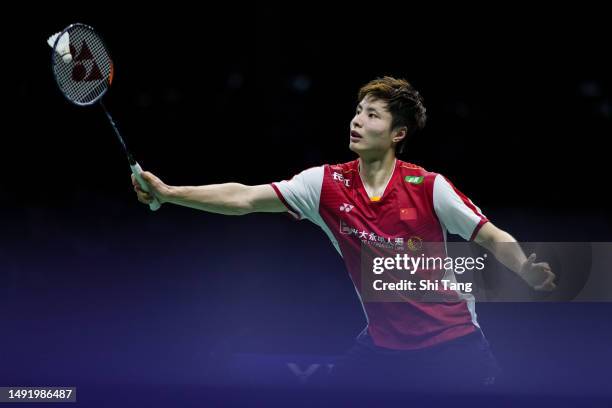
[53,26,113,105]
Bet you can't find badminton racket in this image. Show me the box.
[48,23,161,211]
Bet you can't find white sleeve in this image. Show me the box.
[433,174,488,241]
[271,166,324,221]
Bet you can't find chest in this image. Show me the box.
[320,175,440,241]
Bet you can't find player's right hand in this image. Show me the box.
[132,171,171,205]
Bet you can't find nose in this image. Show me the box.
[351,112,363,128]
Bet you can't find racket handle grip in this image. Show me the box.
[130,162,161,211]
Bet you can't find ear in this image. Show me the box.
[392,126,407,144]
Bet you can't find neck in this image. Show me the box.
[358,150,396,194]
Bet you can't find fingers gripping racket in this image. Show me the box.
[48,23,161,211]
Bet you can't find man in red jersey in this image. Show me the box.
[132,76,555,389]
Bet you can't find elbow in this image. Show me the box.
[222,199,252,216]
[230,205,252,216]
[474,222,506,248]
[474,233,494,251]
[226,185,256,216]
[475,223,518,254]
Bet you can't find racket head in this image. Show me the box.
[50,23,114,106]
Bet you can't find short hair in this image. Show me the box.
[357,76,427,154]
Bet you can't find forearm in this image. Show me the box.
[165,183,252,215]
[476,224,527,275]
[487,239,527,275]
[475,222,555,290]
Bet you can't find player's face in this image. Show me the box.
[349,96,398,156]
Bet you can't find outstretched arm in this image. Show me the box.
[474,222,556,291]
[132,172,286,215]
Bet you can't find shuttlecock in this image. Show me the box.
[47,31,72,63]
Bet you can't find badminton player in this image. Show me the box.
[132,76,556,390]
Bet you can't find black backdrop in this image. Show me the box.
[2,7,611,406]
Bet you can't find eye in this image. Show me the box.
[369,113,378,118]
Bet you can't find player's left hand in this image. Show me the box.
[519,253,557,291]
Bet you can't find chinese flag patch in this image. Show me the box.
[400,208,417,220]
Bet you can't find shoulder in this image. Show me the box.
[396,160,441,185]
[274,165,325,190]
[329,159,359,174]
[326,159,359,184]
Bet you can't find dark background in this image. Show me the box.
[1,7,611,407]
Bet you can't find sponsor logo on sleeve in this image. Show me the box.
[405,176,424,184]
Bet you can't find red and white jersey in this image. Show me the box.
[271,159,489,350]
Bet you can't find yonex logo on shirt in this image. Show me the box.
[405,176,424,184]
[340,203,354,213]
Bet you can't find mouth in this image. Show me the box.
[350,130,362,142]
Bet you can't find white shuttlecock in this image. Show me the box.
[47,31,72,63]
